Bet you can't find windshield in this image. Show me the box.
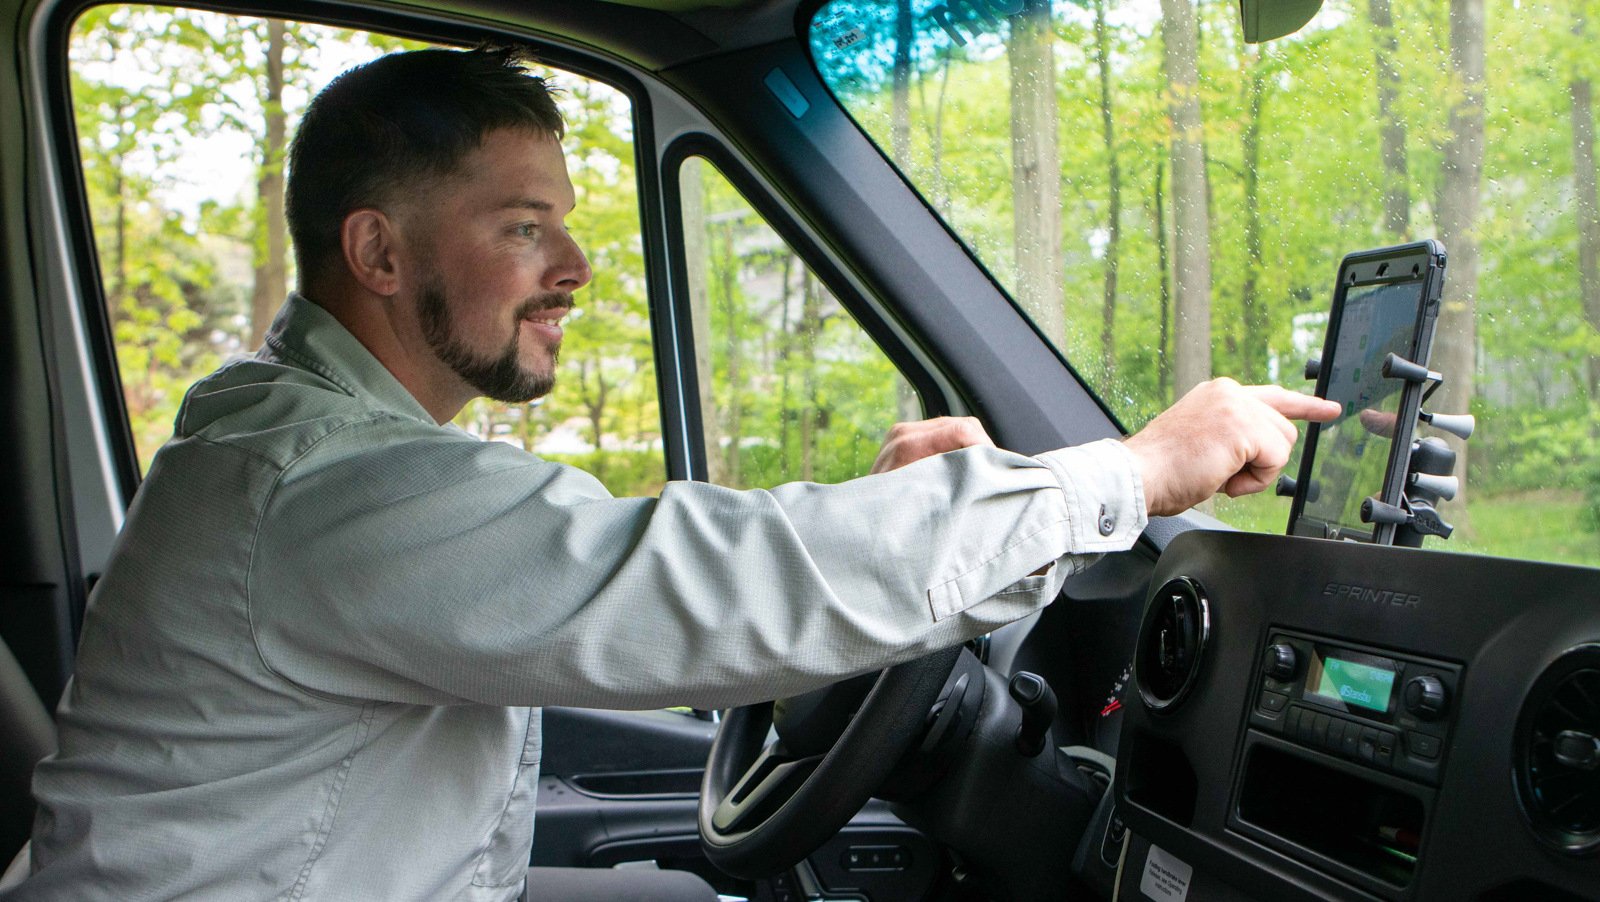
[808,0,1600,566]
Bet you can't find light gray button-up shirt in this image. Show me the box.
[15,295,1145,900]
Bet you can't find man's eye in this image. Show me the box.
[515,223,539,238]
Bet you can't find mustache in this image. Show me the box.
[515,293,574,318]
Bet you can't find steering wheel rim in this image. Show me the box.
[697,646,962,880]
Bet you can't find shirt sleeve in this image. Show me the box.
[247,418,1147,709]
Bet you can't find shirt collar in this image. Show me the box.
[261,292,438,425]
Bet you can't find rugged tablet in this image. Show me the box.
[1287,241,1447,545]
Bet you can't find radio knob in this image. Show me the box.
[1404,674,1448,719]
[1264,643,1299,681]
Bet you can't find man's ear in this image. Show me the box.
[340,208,404,297]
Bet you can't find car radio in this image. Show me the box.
[1249,631,1459,786]
[1116,532,1600,901]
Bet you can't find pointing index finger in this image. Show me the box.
[1242,385,1342,422]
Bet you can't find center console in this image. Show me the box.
[1114,530,1600,901]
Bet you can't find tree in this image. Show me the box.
[161,15,321,347]
[71,8,236,465]
[683,158,724,483]
[1237,46,1269,383]
[1434,0,1486,520]
[1160,0,1213,396]
[1369,0,1411,237]
[1093,0,1123,378]
[1154,151,1173,401]
[1009,0,1064,343]
[252,19,288,349]
[1572,5,1600,397]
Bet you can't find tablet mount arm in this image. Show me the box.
[1357,352,1474,548]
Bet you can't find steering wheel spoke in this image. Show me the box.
[699,646,964,879]
[711,745,824,833]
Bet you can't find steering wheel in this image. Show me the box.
[697,646,962,879]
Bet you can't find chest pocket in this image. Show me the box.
[471,708,542,889]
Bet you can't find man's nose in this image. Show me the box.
[546,229,592,293]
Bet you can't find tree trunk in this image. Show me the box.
[1008,0,1064,343]
[1155,154,1173,402]
[250,19,288,350]
[1160,0,1213,397]
[1240,49,1268,383]
[1572,11,1600,398]
[1094,0,1122,379]
[892,0,913,167]
[682,160,725,483]
[920,56,956,218]
[799,273,822,483]
[778,255,795,470]
[1370,0,1411,237]
[717,220,743,487]
[587,365,609,452]
[111,143,128,323]
[1433,0,1485,522]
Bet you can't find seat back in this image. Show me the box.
[0,633,54,864]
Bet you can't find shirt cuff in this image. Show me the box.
[1036,439,1148,554]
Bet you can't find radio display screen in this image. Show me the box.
[1309,651,1398,714]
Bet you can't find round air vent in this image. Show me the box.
[1136,576,1211,712]
[1514,643,1600,856]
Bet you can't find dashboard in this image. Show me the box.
[1115,530,1600,901]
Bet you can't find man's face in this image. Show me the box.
[405,128,591,404]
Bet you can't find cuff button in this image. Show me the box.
[1097,505,1115,536]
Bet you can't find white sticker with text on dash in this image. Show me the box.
[1140,843,1194,902]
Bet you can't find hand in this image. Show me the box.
[1123,378,1341,516]
[870,417,995,474]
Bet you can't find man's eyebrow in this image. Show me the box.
[498,198,556,212]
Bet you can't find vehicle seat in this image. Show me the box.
[0,632,55,871]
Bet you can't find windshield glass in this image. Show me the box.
[808,0,1600,566]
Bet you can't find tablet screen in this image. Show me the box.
[1297,280,1426,541]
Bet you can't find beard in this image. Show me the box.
[418,277,566,404]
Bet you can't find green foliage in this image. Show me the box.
[688,158,911,490]
[1470,401,1599,493]
[71,7,410,466]
[70,8,667,495]
[540,450,670,498]
[69,2,1600,565]
[811,0,1600,563]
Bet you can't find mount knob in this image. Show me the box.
[1404,674,1448,719]
[1264,643,1299,681]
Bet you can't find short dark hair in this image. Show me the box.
[286,45,565,288]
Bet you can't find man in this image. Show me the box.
[10,47,1336,900]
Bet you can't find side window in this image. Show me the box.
[680,156,919,489]
[68,6,664,497]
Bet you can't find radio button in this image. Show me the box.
[1298,710,1318,744]
[1359,727,1381,762]
[1407,731,1442,760]
[1341,724,1361,758]
[1285,706,1303,735]
[1259,690,1289,713]
[1312,713,1331,746]
[1322,718,1342,750]
[1376,731,1397,767]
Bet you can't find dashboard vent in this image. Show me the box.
[1514,643,1600,856]
[1136,576,1210,712]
